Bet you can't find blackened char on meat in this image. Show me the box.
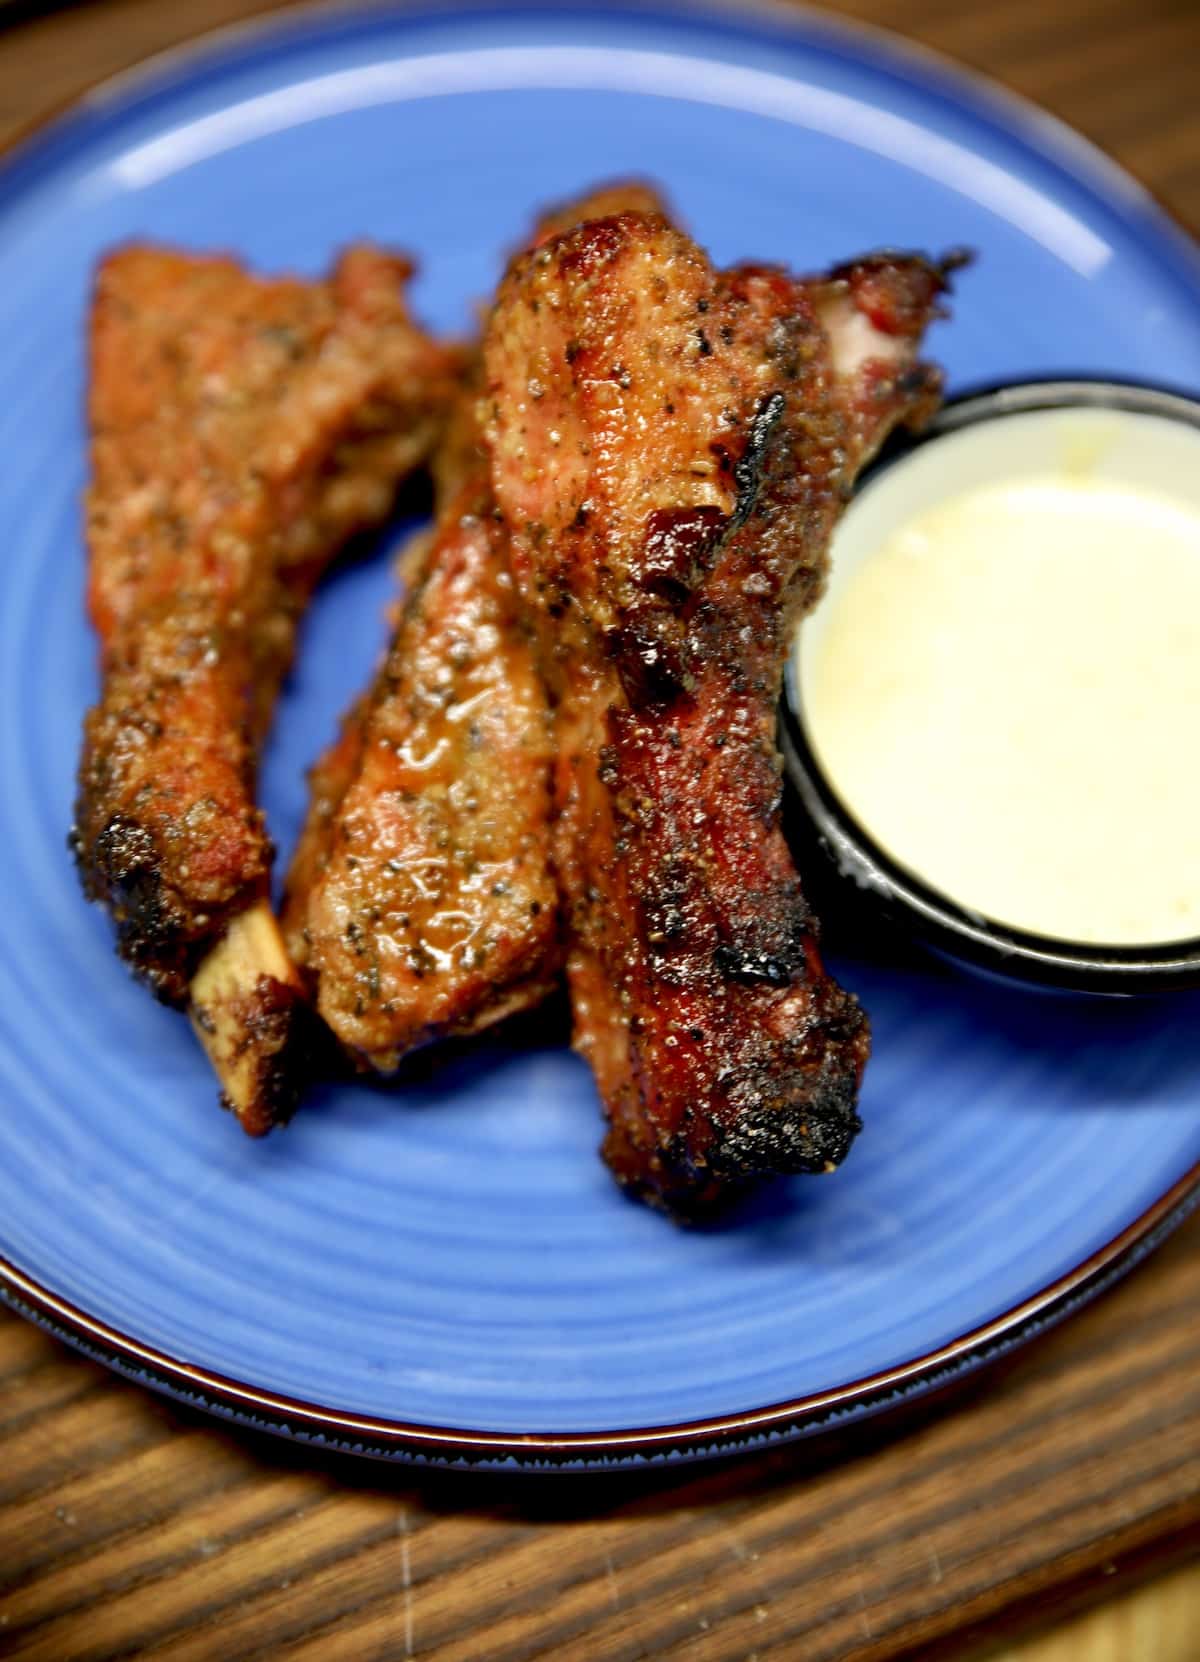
[485,211,950,1212]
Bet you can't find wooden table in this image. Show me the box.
[2,2,1199,1657]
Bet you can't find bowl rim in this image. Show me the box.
[781,375,1200,993]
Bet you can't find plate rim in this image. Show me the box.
[4,0,1200,1470]
[5,1165,1199,1469]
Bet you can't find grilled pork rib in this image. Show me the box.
[73,244,462,1129]
[283,187,668,1071]
[281,396,559,1070]
[485,213,948,1210]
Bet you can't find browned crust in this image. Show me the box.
[285,451,560,1072]
[282,187,675,1077]
[485,212,950,1211]
[74,241,465,1126]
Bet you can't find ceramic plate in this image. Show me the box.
[2,0,1199,1470]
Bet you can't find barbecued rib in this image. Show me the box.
[484,212,949,1211]
[73,243,463,1131]
[282,393,559,1070]
[281,185,668,1073]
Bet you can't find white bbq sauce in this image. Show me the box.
[796,406,1200,946]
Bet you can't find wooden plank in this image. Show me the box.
[994,1559,1200,1662]
[2,1214,1198,1659]
[1,2,1199,1659]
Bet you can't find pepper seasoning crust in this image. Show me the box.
[283,188,672,1071]
[289,446,560,1070]
[73,243,463,1004]
[485,213,948,1211]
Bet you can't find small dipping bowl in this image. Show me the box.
[781,379,1200,994]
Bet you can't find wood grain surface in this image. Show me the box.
[2,2,1199,1659]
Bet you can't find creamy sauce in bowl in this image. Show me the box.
[796,403,1200,948]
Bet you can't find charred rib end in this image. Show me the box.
[714,984,869,1179]
[712,1081,864,1178]
[71,813,197,1006]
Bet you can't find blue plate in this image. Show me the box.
[2,0,1199,1471]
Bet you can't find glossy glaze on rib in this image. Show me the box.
[285,406,559,1070]
[284,187,671,1072]
[485,211,948,1210]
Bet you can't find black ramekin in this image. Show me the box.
[780,378,1200,995]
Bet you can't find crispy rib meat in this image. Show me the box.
[283,185,669,1073]
[485,212,949,1210]
[73,243,462,1130]
[529,180,670,247]
[282,397,559,1070]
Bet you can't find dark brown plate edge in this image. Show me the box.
[4,1161,1199,1472]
